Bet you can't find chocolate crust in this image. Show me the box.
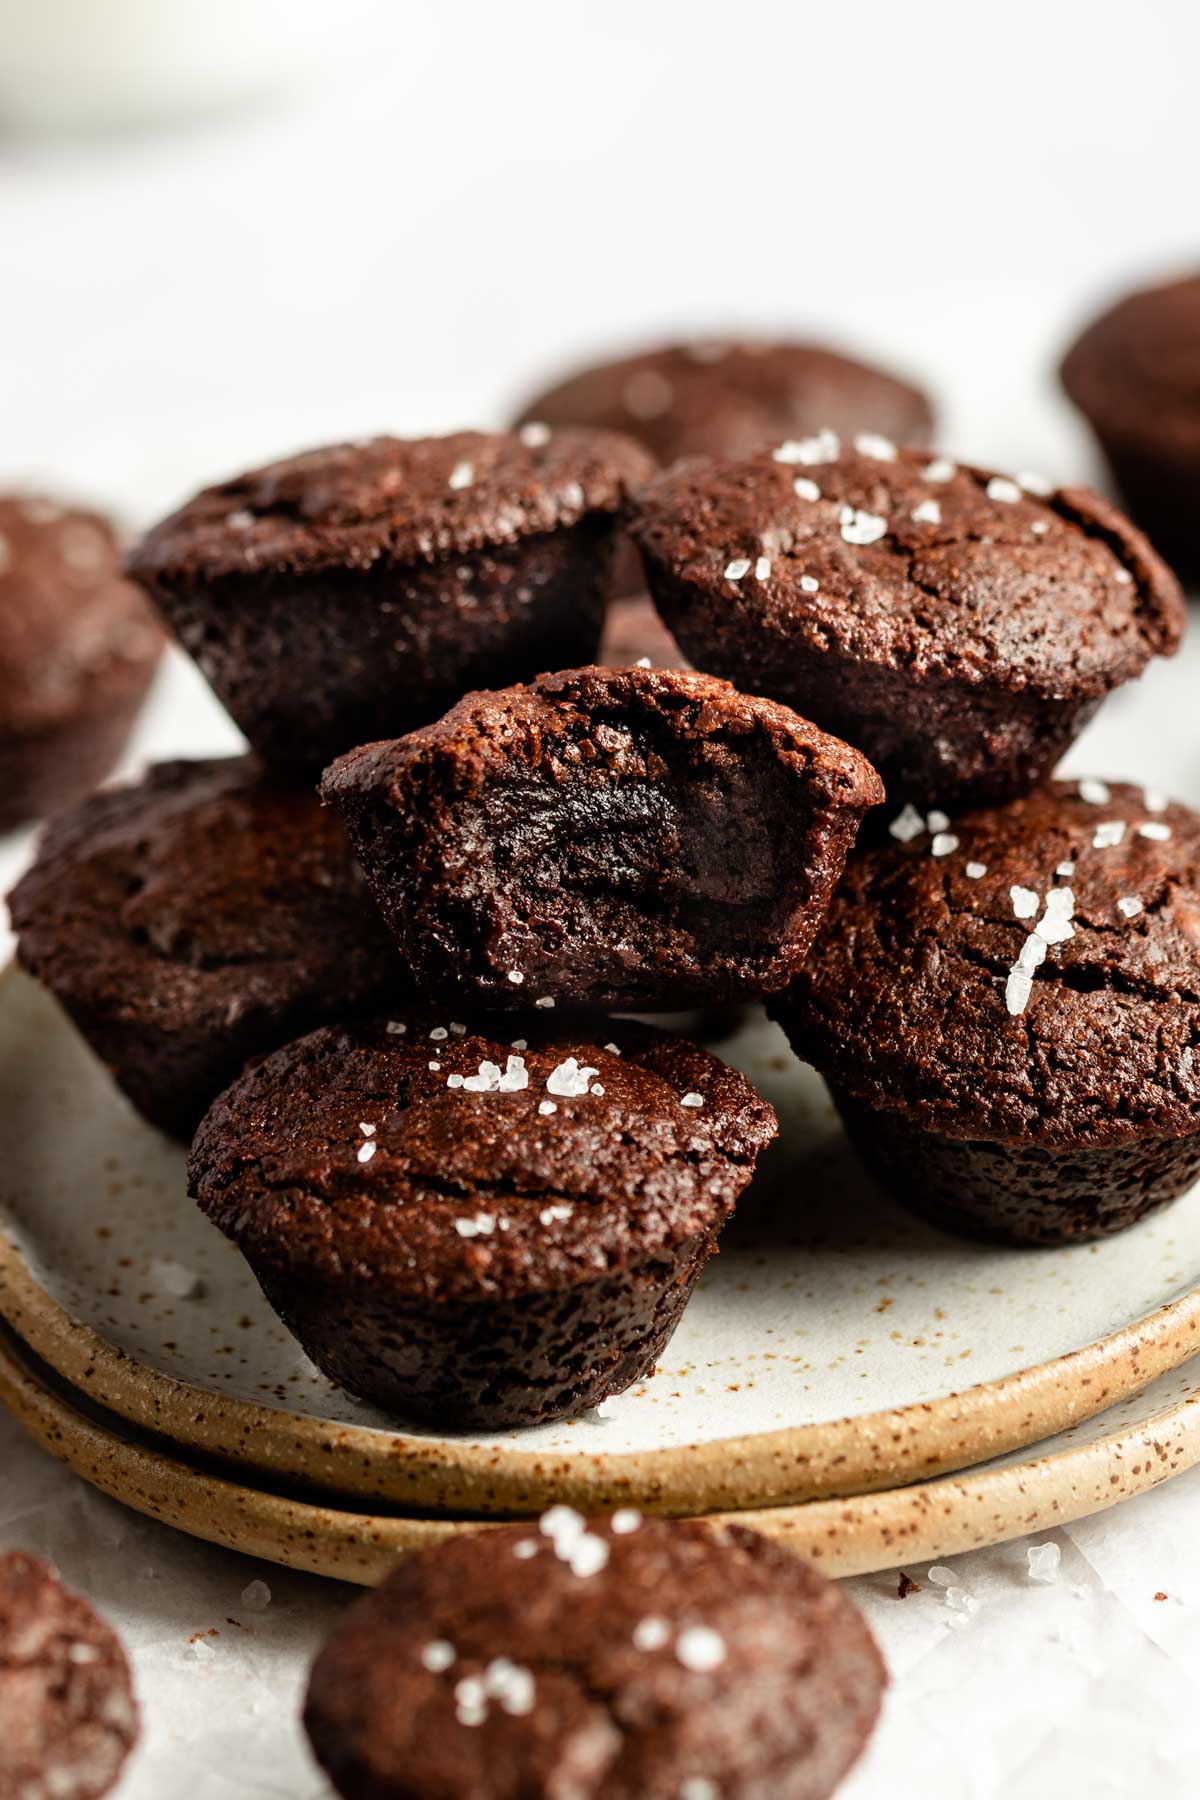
[190,1014,775,1428]
[0,1551,138,1800]
[320,665,883,1013]
[629,441,1183,811]
[8,756,406,1140]
[304,1518,885,1800]
[127,431,656,769]
[129,429,655,585]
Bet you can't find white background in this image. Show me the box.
[2,3,1199,1794]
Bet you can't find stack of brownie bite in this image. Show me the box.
[7,336,1198,1445]
[8,328,1200,1800]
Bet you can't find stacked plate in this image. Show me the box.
[1,964,1197,1585]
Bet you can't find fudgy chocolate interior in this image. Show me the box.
[437,714,823,993]
[324,667,880,1010]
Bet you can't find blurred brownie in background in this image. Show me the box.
[0,495,162,833]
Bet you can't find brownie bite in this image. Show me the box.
[629,439,1184,813]
[1061,272,1200,582]
[0,495,162,833]
[304,1516,885,1800]
[778,779,1200,1245]
[8,756,405,1140]
[128,428,655,770]
[514,337,933,469]
[321,666,883,1014]
[189,1015,776,1429]
[0,1551,138,1800]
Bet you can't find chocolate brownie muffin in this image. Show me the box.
[128,428,655,769]
[1061,273,1200,582]
[778,779,1200,1245]
[0,495,162,833]
[0,1551,138,1800]
[190,1015,776,1428]
[321,666,883,1014]
[304,1516,885,1800]
[514,338,933,471]
[8,756,405,1140]
[629,440,1184,813]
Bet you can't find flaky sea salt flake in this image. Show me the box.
[774,429,840,465]
[1027,1542,1062,1584]
[547,1057,599,1097]
[454,1212,496,1238]
[676,1626,727,1672]
[888,803,926,844]
[839,505,887,545]
[854,432,897,460]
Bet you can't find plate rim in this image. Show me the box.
[1,1313,1197,1585]
[5,959,1200,1516]
[3,1214,1199,1515]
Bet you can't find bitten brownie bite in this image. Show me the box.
[629,438,1184,813]
[0,1551,138,1800]
[0,495,162,832]
[1061,272,1200,582]
[778,779,1200,1246]
[127,428,655,769]
[514,337,933,469]
[321,666,883,1013]
[8,756,405,1140]
[304,1516,885,1800]
[189,1015,776,1429]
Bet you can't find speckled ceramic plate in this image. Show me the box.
[3,964,1199,1516]
[2,1314,1198,1585]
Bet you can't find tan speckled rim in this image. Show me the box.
[1,1317,1198,1585]
[2,1223,1199,1517]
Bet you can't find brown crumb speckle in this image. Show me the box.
[898,1572,921,1598]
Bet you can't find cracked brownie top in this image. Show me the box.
[628,439,1183,696]
[129,428,656,587]
[189,1014,777,1300]
[777,779,1200,1145]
